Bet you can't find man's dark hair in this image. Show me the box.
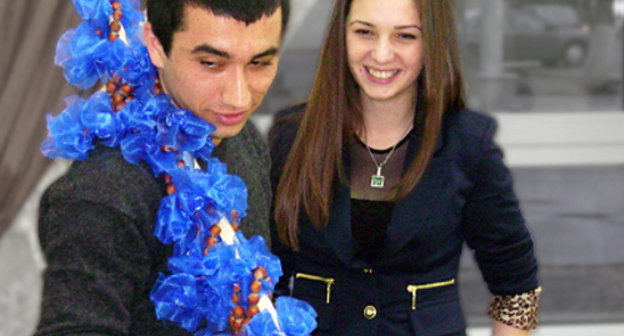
[146,0,290,54]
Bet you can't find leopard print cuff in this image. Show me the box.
[488,287,542,330]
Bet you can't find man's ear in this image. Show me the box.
[144,21,167,68]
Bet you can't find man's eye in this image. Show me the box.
[200,60,219,68]
[250,60,273,67]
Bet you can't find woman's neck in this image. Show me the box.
[360,95,415,149]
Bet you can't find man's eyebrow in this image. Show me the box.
[252,47,279,60]
[191,44,230,58]
[191,45,279,60]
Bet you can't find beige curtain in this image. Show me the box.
[0,0,81,237]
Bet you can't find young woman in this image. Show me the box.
[269,0,540,335]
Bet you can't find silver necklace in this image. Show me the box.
[365,125,413,189]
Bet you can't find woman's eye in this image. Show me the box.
[398,33,417,40]
[354,29,372,36]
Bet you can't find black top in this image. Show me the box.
[348,132,410,201]
[351,199,394,262]
[349,132,411,262]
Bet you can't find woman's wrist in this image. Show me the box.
[488,287,542,331]
[492,320,531,336]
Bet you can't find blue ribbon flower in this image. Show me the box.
[72,0,112,23]
[155,194,194,245]
[81,92,125,146]
[41,96,94,160]
[151,273,206,332]
[118,44,158,91]
[244,297,317,336]
[56,22,111,89]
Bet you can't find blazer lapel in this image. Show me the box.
[320,125,450,265]
[322,180,359,266]
[380,130,451,258]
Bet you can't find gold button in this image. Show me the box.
[363,305,377,320]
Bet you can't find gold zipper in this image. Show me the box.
[406,278,455,310]
[295,272,336,304]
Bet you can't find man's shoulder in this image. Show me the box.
[214,120,270,168]
[211,118,273,244]
[212,119,271,201]
[214,120,268,157]
[43,146,164,219]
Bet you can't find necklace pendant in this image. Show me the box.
[370,166,385,188]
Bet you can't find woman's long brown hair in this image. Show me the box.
[274,0,466,250]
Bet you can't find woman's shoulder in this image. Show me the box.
[441,108,499,151]
[439,108,500,166]
[274,100,307,122]
[444,108,497,138]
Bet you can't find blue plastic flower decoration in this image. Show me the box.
[151,273,206,332]
[202,158,248,220]
[72,0,112,23]
[41,96,94,160]
[117,0,146,36]
[118,44,158,92]
[274,297,318,336]
[155,193,195,245]
[81,92,125,146]
[55,23,110,89]
[244,297,317,336]
[72,0,144,36]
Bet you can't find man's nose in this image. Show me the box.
[222,67,252,110]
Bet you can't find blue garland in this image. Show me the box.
[42,1,316,335]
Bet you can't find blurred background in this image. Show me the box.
[1,0,623,335]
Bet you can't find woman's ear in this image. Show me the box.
[143,21,167,68]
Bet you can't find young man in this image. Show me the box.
[35,1,289,335]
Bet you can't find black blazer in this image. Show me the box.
[269,104,538,336]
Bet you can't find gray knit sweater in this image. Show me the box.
[36,121,271,336]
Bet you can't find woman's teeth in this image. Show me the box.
[367,67,398,79]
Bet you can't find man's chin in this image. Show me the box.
[211,124,246,142]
